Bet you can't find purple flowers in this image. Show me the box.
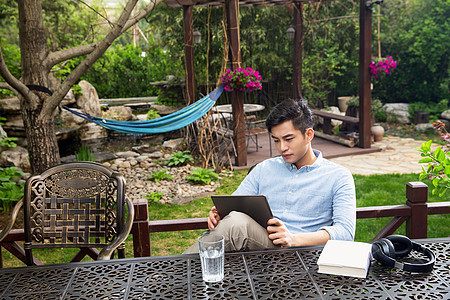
[221,67,262,92]
[370,56,397,79]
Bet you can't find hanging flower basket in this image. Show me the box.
[221,67,262,92]
[370,56,397,79]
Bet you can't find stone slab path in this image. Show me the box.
[328,136,436,175]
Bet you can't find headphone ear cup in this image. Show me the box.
[372,238,396,267]
[386,235,413,258]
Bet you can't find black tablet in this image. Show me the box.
[211,195,273,228]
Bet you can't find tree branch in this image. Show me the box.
[41,0,141,117]
[45,43,99,68]
[45,0,162,68]
[0,44,30,99]
[121,0,163,34]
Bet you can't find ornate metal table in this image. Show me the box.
[0,238,448,299]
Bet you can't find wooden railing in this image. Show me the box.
[1,182,449,265]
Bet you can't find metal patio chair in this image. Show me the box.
[0,162,134,266]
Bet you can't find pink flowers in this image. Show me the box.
[369,56,397,79]
[221,67,262,92]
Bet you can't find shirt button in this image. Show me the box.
[295,174,298,178]
[288,191,292,194]
[284,209,288,213]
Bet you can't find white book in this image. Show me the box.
[317,240,372,278]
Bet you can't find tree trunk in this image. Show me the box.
[21,93,60,174]
[18,0,59,174]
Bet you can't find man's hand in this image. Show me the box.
[267,218,293,247]
[207,206,221,230]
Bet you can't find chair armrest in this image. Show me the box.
[98,197,135,260]
[0,198,23,242]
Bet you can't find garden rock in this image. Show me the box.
[0,97,20,112]
[383,103,410,123]
[116,151,140,158]
[0,146,31,171]
[163,138,184,150]
[414,123,434,132]
[102,106,136,121]
[442,109,450,120]
[77,80,102,117]
[80,122,107,140]
[151,104,182,116]
[0,125,7,137]
[132,144,159,154]
[60,107,86,125]
[61,89,76,106]
[149,151,163,159]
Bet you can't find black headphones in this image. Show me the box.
[372,235,435,273]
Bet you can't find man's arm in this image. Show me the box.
[267,218,330,247]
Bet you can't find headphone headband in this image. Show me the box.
[372,235,435,273]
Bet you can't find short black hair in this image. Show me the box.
[265,99,314,134]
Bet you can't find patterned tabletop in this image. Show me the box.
[0,238,448,299]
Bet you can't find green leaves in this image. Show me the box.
[186,168,219,185]
[75,144,95,162]
[167,151,194,167]
[144,191,165,203]
[147,169,174,183]
[416,140,449,197]
[0,167,25,211]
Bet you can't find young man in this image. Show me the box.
[184,99,355,253]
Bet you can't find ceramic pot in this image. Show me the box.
[371,124,385,142]
[337,96,352,113]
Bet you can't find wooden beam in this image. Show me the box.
[183,5,196,105]
[292,2,303,100]
[358,0,372,148]
[226,0,247,166]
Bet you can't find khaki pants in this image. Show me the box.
[183,211,278,254]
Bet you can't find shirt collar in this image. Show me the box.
[282,149,323,171]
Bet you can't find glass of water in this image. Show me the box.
[198,232,225,283]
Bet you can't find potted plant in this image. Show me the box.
[370,56,397,79]
[221,67,262,92]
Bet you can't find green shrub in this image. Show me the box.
[187,168,219,185]
[154,90,183,107]
[0,167,25,211]
[144,191,165,203]
[75,144,95,162]
[146,168,174,183]
[408,99,448,121]
[167,151,193,167]
[80,42,182,98]
[146,109,160,120]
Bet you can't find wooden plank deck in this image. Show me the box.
[234,132,381,170]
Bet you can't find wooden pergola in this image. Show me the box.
[164,0,374,167]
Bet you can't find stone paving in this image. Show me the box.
[328,136,436,175]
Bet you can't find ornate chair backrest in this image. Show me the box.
[23,162,126,252]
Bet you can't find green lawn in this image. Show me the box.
[1,171,448,267]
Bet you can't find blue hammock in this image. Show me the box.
[63,85,224,134]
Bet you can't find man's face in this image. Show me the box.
[270,120,313,169]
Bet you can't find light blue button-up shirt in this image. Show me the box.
[233,150,356,241]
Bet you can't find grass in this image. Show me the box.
[1,171,448,267]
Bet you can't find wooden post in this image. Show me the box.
[226,0,247,166]
[132,199,151,257]
[183,5,195,105]
[292,2,303,100]
[405,182,428,239]
[358,0,372,148]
